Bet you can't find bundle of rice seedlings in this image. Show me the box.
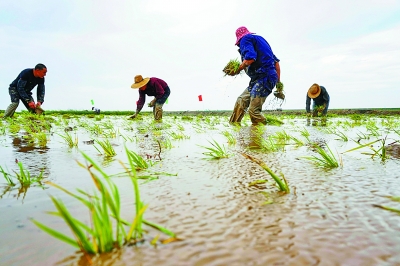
[273,81,285,100]
[35,106,45,115]
[222,58,241,76]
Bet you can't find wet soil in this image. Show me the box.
[1,114,400,266]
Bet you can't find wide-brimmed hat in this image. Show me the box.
[131,75,150,89]
[235,26,254,45]
[308,83,321,98]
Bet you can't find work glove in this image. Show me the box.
[36,102,42,108]
[28,101,36,109]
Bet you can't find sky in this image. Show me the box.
[1,0,400,112]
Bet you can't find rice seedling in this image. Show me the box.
[199,139,232,159]
[366,124,380,137]
[159,137,173,149]
[57,132,78,148]
[241,153,289,193]
[168,131,190,140]
[0,166,15,186]
[125,149,151,170]
[222,58,241,76]
[289,135,304,147]
[176,123,185,131]
[303,143,341,168]
[35,132,48,147]
[94,139,117,156]
[8,123,21,134]
[250,132,282,152]
[31,150,176,255]
[299,127,310,142]
[0,123,6,135]
[222,130,236,146]
[342,138,391,161]
[248,179,268,187]
[273,81,285,100]
[373,196,400,215]
[273,130,291,143]
[119,133,137,142]
[329,129,349,141]
[14,161,44,186]
[264,115,284,126]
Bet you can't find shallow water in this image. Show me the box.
[1,114,400,266]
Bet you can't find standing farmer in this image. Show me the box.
[130,75,171,121]
[3,63,47,119]
[306,83,330,117]
[228,26,280,125]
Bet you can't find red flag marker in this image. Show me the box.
[198,95,203,101]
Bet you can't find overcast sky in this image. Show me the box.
[1,0,399,112]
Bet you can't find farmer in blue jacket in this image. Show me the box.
[306,83,330,117]
[228,26,281,125]
[3,63,47,119]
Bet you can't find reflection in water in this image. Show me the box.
[249,125,263,149]
[5,136,52,200]
[307,117,327,127]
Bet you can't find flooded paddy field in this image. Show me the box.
[1,112,400,266]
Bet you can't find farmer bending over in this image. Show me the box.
[228,26,281,125]
[306,83,330,117]
[3,63,47,119]
[130,75,170,121]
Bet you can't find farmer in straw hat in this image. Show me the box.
[130,75,171,121]
[2,63,47,119]
[228,26,281,125]
[306,83,330,117]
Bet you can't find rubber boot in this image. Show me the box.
[229,89,250,123]
[154,104,163,121]
[248,96,267,125]
[3,102,19,119]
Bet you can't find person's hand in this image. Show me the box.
[28,101,36,109]
[148,99,156,107]
[36,102,42,108]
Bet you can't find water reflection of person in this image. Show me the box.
[307,117,327,127]
[11,136,51,179]
[248,125,263,149]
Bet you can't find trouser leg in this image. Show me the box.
[248,96,267,125]
[229,89,250,123]
[3,102,19,119]
[4,86,21,119]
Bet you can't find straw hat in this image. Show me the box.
[308,83,321,98]
[235,26,254,45]
[131,75,150,89]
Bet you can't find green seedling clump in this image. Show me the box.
[273,81,285,100]
[223,58,241,76]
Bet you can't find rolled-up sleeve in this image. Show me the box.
[37,84,45,103]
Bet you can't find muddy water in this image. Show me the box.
[1,115,400,266]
